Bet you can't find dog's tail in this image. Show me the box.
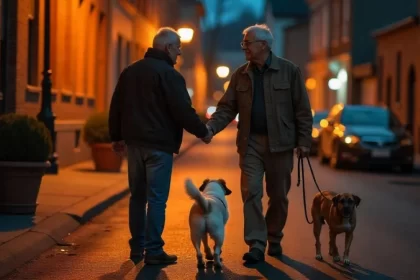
[185,178,210,213]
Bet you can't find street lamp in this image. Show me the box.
[216,66,229,78]
[223,81,229,91]
[328,78,342,90]
[177,27,194,43]
[37,0,58,174]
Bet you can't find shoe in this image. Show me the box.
[130,252,144,263]
[267,243,283,256]
[242,248,265,264]
[145,252,178,265]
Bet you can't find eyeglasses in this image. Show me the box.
[240,40,264,48]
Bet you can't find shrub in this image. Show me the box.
[0,113,52,162]
[83,111,111,145]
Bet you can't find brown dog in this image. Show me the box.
[311,191,361,265]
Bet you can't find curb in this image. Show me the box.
[0,138,200,278]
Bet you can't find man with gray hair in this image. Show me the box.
[205,24,313,263]
[109,27,210,265]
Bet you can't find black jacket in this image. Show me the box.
[108,48,208,154]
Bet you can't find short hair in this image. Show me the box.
[242,24,274,48]
[153,27,181,47]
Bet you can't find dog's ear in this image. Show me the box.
[217,179,232,196]
[199,179,210,192]
[332,194,340,207]
[353,195,361,208]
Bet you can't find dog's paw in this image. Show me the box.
[315,254,323,261]
[333,255,341,262]
[343,258,351,265]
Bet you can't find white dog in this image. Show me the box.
[185,178,232,269]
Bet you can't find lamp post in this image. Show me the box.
[37,0,58,174]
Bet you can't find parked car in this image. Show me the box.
[317,104,414,172]
[311,110,328,155]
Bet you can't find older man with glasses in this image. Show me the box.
[205,24,313,263]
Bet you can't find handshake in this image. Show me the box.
[201,124,214,144]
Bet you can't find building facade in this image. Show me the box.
[306,0,351,111]
[373,16,420,154]
[0,0,203,168]
[283,20,309,80]
[306,0,419,111]
[265,0,309,58]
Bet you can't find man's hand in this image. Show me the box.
[201,125,213,144]
[296,146,310,158]
[112,140,126,156]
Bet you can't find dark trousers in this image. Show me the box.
[239,134,294,252]
[127,145,173,256]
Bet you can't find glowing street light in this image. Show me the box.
[305,78,316,90]
[223,81,230,91]
[177,28,194,43]
[216,66,229,78]
[328,78,342,90]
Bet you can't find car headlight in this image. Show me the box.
[400,138,412,146]
[343,135,360,144]
[312,128,319,138]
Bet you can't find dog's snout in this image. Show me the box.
[343,207,351,215]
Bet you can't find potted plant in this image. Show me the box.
[0,113,52,214]
[83,111,123,172]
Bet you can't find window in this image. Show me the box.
[117,35,123,74]
[321,4,330,49]
[396,51,401,103]
[27,0,39,86]
[126,41,131,65]
[310,13,315,54]
[386,77,392,108]
[341,0,350,42]
[0,0,4,113]
[377,56,383,102]
[331,0,340,46]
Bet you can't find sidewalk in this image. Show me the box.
[0,133,200,278]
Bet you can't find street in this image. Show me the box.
[4,124,420,280]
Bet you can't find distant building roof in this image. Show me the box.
[269,0,309,18]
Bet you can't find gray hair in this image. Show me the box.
[153,27,181,47]
[242,24,273,49]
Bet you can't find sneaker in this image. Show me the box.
[145,252,178,265]
[242,248,265,264]
[267,243,283,256]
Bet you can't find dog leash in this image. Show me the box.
[296,156,330,224]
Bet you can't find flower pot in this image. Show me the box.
[91,143,123,172]
[0,161,50,215]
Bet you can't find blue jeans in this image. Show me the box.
[127,145,173,256]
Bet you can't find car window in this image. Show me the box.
[341,107,389,127]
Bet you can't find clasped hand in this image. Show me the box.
[201,125,213,144]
